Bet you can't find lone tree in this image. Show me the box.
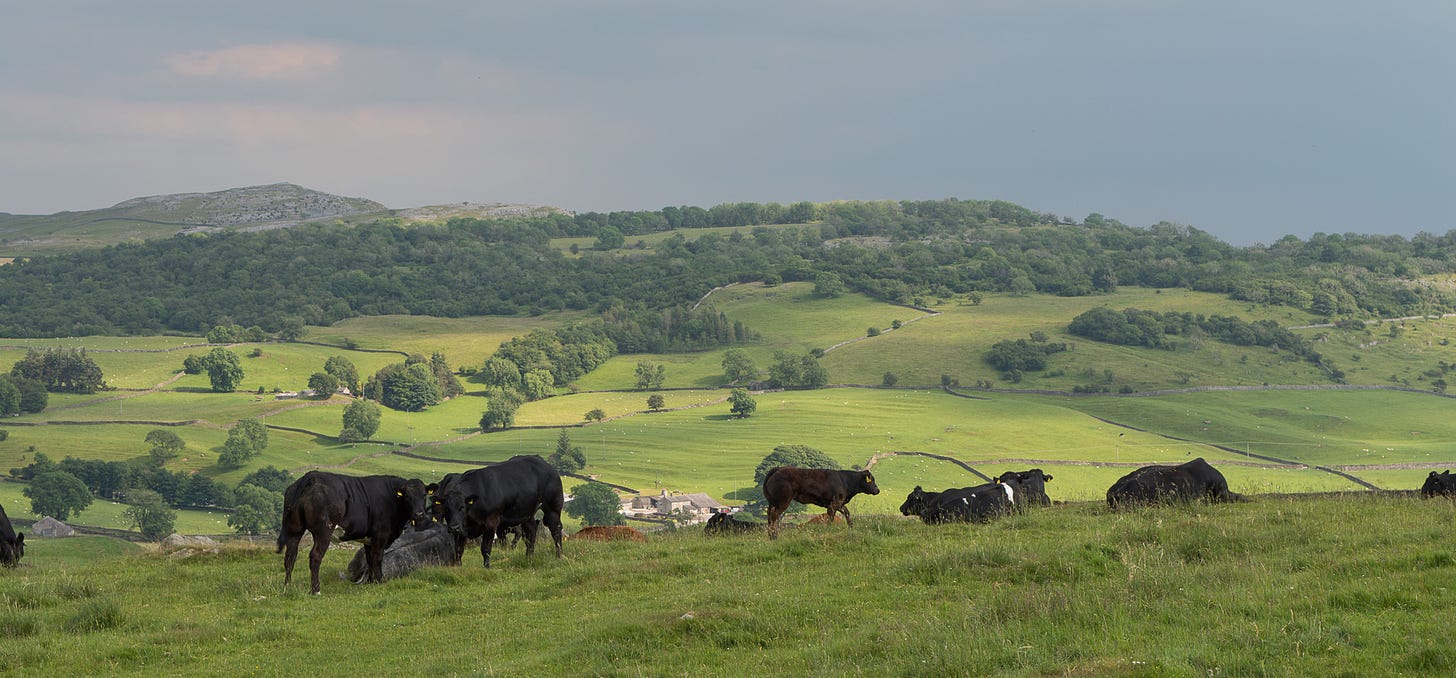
[339,399,382,443]
[720,349,757,385]
[24,470,94,521]
[646,394,666,411]
[634,361,666,390]
[201,348,245,393]
[548,428,587,475]
[729,388,757,418]
[566,481,625,526]
[145,429,186,463]
[218,418,268,468]
[584,408,606,423]
[122,489,176,540]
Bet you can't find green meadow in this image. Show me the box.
[3,286,1456,538]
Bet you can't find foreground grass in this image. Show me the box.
[2,495,1454,676]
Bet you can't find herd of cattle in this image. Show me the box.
[4,457,1456,586]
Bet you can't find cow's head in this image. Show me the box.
[435,489,473,537]
[860,471,880,495]
[397,479,431,529]
[899,487,928,516]
[0,533,22,568]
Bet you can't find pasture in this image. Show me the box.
[4,287,1456,539]
[2,495,1454,675]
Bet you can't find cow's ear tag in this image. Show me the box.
[396,490,404,497]
[467,498,475,506]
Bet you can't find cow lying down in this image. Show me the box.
[342,524,460,584]
[900,480,1023,524]
[1106,457,1245,507]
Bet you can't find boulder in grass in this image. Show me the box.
[32,516,76,538]
[342,524,460,583]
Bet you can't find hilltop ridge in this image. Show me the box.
[0,183,563,255]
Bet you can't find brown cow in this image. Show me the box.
[569,525,647,542]
[763,467,880,538]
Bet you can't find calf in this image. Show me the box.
[1,502,23,568]
[1422,470,1456,498]
[900,482,1019,524]
[570,525,647,543]
[704,510,761,535]
[434,455,565,568]
[276,471,429,594]
[762,466,880,538]
[1105,457,1243,507]
[343,523,459,583]
[995,469,1053,506]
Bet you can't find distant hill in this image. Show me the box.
[0,183,562,255]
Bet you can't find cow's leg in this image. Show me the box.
[766,502,786,539]
[834,502,854,527]
[480,516,500,568]
[281,531,302,587]
[540,514,563,558]
[306,524,331,595]
[365,534,387,584]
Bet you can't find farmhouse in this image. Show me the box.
[621,490,724,523]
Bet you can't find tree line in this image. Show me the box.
[2,199,1456,339]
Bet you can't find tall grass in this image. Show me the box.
[2,495,1453,675]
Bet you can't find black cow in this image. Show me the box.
[276,471,429,594]
[342,523,459,583]
[1,502,23,568]
[1422,470,1456,498]
[428,471,535,558]
[899,481,1019,524]
[704,510,761,535]
[434,455,565,568]
[1105,457,1243,507]
[762,467,880,538]
[995,469,1053,506]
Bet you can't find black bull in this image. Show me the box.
[1106,457,1244,506]
[434,455,565,568]
[1,502,24,568]
[762,467,880,538]
[277,471,429,594]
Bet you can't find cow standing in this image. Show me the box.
[277,471,429,594]
[762,467,880,538]
[1,502,23,568]
[899,481,1020,524]
[1422,470,1456,498]
[434,455,565,568]
[995,469,1053,506]
[1105,457,1243,507]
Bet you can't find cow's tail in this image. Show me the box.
[275,529,286,553]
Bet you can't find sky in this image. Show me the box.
[1,1,1452,246]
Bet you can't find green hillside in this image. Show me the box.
[3,285,1455,539]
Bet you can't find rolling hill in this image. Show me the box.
[0,183,562,255]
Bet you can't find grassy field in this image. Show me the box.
[2,494,1454,675]
[0,481,235,535]
[5,287,1456,538]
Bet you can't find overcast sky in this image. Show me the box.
[2,2,1452,245]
